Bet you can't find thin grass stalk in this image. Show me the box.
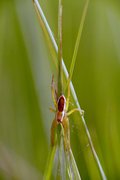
[61,125,81,180]
[44,145,57,180]
[32,0,107,179]
[68,0,89,86]
[58,0,63,96]
[64,149,81,180]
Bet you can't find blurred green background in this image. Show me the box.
[0,0,120,179]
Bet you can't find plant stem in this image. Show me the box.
[58,0,63,96]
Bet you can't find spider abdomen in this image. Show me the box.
[56,95,66,122]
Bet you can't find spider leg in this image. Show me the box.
[49,107,56,113]
[51,75,58,108]
[51,118,58,147]
[62,117,70,151]
[67,108,84,117]
[66,80,71,111]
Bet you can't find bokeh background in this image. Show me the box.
[0,0,120,179]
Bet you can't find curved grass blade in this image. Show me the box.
[32,0,107,179]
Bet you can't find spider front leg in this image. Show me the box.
[51,75,58,109]
[67,108,84,117]
[66,80,71,111]
[66,80,84,116]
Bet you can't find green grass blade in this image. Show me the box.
[65,149,81,180]
[60,126,81,179]
[68,0,89,84]
[32,0,107,179]
[32,0,58,68]
[58,0,63,96]
[44,145,57,180]
[69,149,81,180]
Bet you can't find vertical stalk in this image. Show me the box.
[58,0,63,96]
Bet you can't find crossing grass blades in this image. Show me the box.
[32,0,107,179]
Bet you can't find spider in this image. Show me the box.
[50,76,84,152]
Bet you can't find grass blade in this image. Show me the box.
[44,145,57,180]
[58,0,63,96]
[64,149,81,180]
[68,0,89,84]
[60,126,82,180]
[69,149,81,180]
